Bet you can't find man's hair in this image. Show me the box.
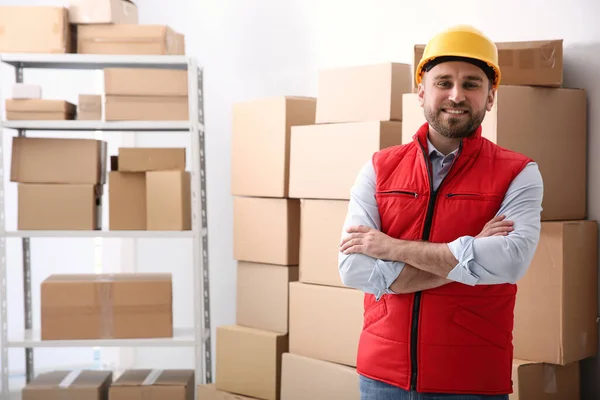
[422,55,495,88]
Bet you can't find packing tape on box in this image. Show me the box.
[58,370,83,388]
[542,364,557,394]
[97,275,115,339]
[142,369,164,386]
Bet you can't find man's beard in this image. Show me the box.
[424,101,486,139]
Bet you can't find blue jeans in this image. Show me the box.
[360,375,509,400]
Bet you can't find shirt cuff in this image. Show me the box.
[446,236,480,286]
[369,259,405,300]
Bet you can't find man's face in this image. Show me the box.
[418,61,495,139]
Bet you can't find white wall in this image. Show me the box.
[1,0,600,397]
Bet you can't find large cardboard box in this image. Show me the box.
[105,68,188,97]
[233,197,300,265]
[402,87,587,221]
[196,384,256,399]
[22,370,112,400]
[6,99,76,120]
[110,369,194,400]
[280,353,360,400]
[41,273,173,340]
[11,137,107,184]
[510,359,580,400]
[0,6,71,53]
[117,148,186,172]
[289,282,363,367]
[105,96,189,121]
[290,121,402,200]
[299,199,349,287]
[216,325,288,400]
[513,220,598,365]
[19,184,101,230]
[236,261,299,333]
[413,40,563,88]
[231,96,317,198]
[315,63,412,123]
[77,24,184,55]
[68,0,138,24]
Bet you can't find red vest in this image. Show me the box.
[356,123,531,395]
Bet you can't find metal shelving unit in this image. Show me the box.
[0,53,211,397]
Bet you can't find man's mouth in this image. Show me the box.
[442,108,468,115]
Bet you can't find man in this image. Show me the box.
[338,25,544,400]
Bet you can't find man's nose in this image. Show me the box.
[448,86,466,103]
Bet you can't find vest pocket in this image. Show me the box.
[376,190,419,198]
[445,193,501,201]
[363,298,388,330]
[452,306,510,349]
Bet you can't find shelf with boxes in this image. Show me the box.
[0,53,210,399]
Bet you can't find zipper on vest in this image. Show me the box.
[377,190,418,198]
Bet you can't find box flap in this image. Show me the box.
[113,369,193,387]
[26,370,112,389]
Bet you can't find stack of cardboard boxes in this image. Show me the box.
[403,39,596,399]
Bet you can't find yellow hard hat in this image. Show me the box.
[415,25,501,89]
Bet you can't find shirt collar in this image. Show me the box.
[427,137,459,159]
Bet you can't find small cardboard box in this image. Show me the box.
[18,184,101,230]
[11,137,107,184]
[117,148,186,172]
[104,68,188,96]
[110,369,194,400]
[510,359,580,400]
[22,370,112,400]
[6,99,76,120]
[109,172,146,230]
[146,171,191,231]
[41,273,173,340]
[77,94,102,120]
[77,24,184,55]
[68,0,138,24]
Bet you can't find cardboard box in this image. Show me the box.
[11,137,107,184]
[105,68,188,97]
[299,199,348,287]
[68,0,138,24]
[117,148,186,172]
[22,370,112,400]
[105,95,188,121]
[290,121,402,200]
[231,96,317,198]
[77,94,102,120]
[0,6,71,53]
[216,325,288,400]
[196,384,256,399]
[289,282,363,367]
[236,261,299,333]
[77,24,184,55]
[18,184,101,230]
[233,197,300,265]
[41,273,173,340]
[280,353,360,400]
[109,172,146,230]
[413,40,563,88]
[510,359,580,400]
[147,171,191,231]
[110,369,194,400]
[6,99,76,120]
[315,63,412,123]
[402,87,586,221]
[514,220,598,365]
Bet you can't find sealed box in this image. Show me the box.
[109,172,146,230]
[77,94,102,120]
[105,95,188,121]
[110,369,194,400]
[78,24,184,55]
[104,68,188,97]
[510,359,579,400]
[68,0,138,24]
[117,148,186,172]
[41,273,173,340]
[22,370,112,400]
[146,171,191,231]
[6,99,76,120]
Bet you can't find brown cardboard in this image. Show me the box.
[77,24,183,55]
[513,220,598,365]
[105,68,188,97]
[289,121,402,200]
[196,384,257,399]
[233,197,300,265]
[216,325,288,400]
[299,199,349,287]
[413,40,563,88]
[118,148,186,172]
[315,63,412,123]
[280,353,360,400]
[41,273,173,340]
[231,96,317,198]
[22,370,112,400]
[289,282,363,367]
[110,369,194,400]
[146,171,191,231]
[109,171,146,230]
[68,0,138,24]
[402,86,587,221]
[77,95,102,120]
[510,359,580,400]
[11,137,107,184]
[105,95,188,121]
[236,262,299,333]
[6,99,76,120]
[0,6,71,53]
[18,184,101,230]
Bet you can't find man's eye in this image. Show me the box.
[437,81,450,87]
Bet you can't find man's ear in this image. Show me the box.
[486,88,496,112]
[417,77,425,108]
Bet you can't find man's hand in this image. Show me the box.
[339,225,397,260]
[476,215,514,238]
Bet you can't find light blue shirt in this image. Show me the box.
[338,139,544,300]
